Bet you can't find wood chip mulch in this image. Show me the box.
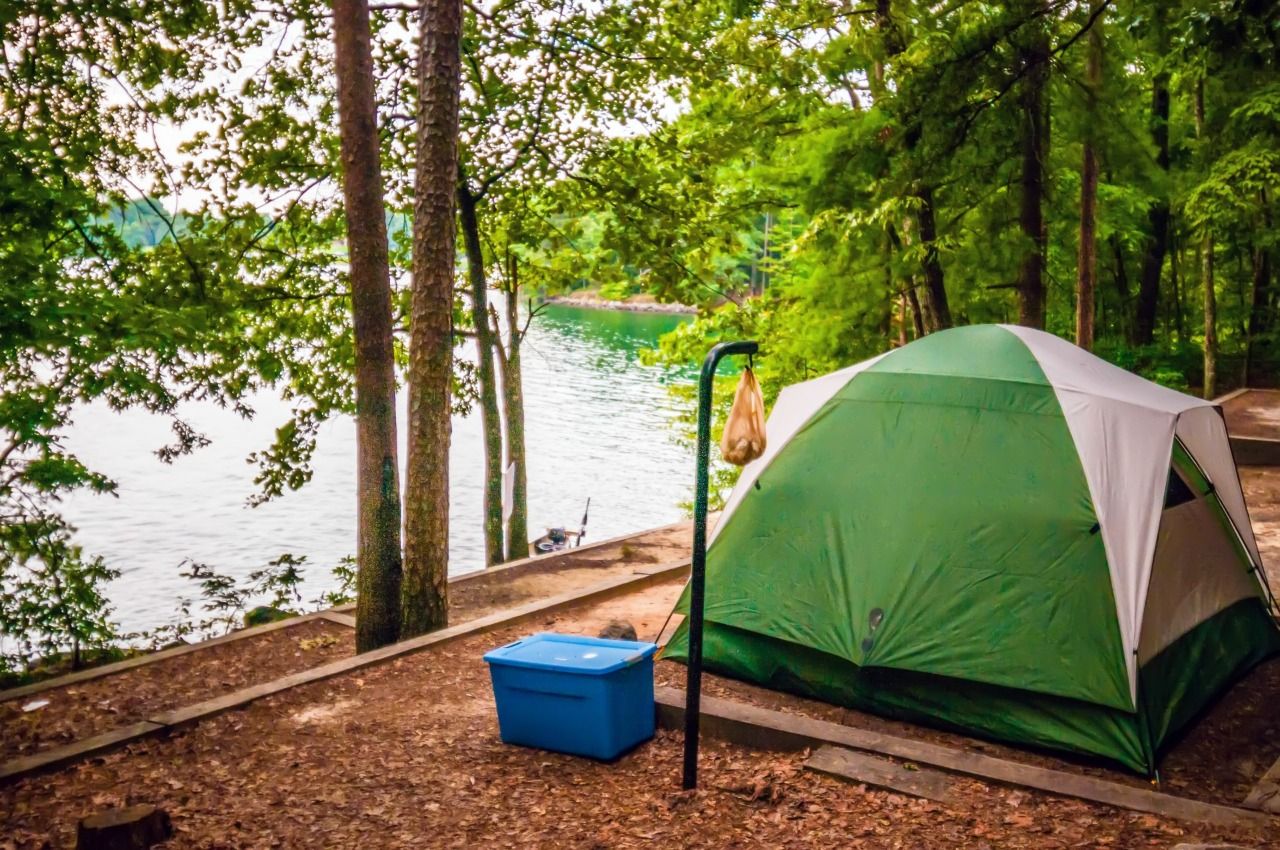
[0,523,691,767]
[2,601,1274,849]
[0,620,353,762]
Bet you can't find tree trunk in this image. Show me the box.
[906,282,925,338]
[1170,231,1184,343]
[77,805,172,850]
[881,0,947,333]
[1134,45,1171,345]
[1109,234,1131,339]
[1017,5,1049,329]
[915,186,951,330]
[332,0,403,652]
[403,0,462,637]
[1246,229,1272,386]
[1196,79,1216,399]
[898,292,909,345]
[1203,239,1217,398]
[1075,6,1102,350]
[493,264,528,561]
[457,176,505,566]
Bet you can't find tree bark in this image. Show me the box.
[1203,240,1218,397]
[880,0,948,332]
[915,186,951,331]
[403,0,462,637]
[1196,78,1217,399]
[1246,227,1272,386]
[906,284,925,338]
[1170,231,1184,343]
[77,805,172,850]
[332,0,402,652]
[492,263,528,560]
[1075,6,1102,350]
[1017,4,1049,329]
[456,176,505,566]
[1134,36,1171,345]
[502,267,529,561]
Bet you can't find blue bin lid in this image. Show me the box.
[484,632,657,675]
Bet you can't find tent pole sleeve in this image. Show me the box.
[684,339,758,791]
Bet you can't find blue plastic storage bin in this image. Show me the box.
[484,632,658,760]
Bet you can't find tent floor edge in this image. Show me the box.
[665,619,1151,774]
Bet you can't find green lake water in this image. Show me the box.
[62,304,694,633]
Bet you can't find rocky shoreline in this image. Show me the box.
[542,294,698,315]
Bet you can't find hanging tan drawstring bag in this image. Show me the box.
[720,367,767,466]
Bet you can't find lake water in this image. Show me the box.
[61,305,695,634]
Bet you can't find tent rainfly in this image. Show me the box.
[664,324,1280,774]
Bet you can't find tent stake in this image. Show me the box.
[684,339,759,791]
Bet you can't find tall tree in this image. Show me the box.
[1075,5,1104,351]
[915,186,952,331]
[492,255,529,561]
[1017,1,1050,329]
[1134,13,1171,345]
[403,0,463,637]
[332,0,404,652]
[1245,194,1272,385]
[1195,77,1215,399]
[457,174,505,566]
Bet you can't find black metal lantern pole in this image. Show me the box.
[683,339,758,791]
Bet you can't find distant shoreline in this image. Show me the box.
[542,294,698,315]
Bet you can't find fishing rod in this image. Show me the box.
[576,497,591,547]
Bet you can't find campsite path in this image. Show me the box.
[4,578,1271,849]
[1223,389,1280,441]
[0,523,692,768]
[1242,467,1280,584]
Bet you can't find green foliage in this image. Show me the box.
[0,517,121,677]
[318,556,358,609]
[540,0,1280,397]
[169,554,310,640]
[4,0,1279,654]
[131,554,355,651]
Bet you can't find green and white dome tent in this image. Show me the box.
[665,324,1280,774]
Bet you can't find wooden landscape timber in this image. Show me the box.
[1243,754,1280,813]
[0,520,691,705]
[805,744,955,804]
[1228,436,1280,467]
[1216,388,1280,466]
[0,611,340,705]
[316,611,358,628]
[0,560,690,786]
[654,686,1269,828]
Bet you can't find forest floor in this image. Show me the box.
[4,576,1274,849]
[0,523,691,770]
[4,460,1280,845]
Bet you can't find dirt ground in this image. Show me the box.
[448,521,691,623]
[3,580,1273,850]
[0,523,692,767]
[1222,390,1280,440]
[1241,467,1280,584]
[0,620,353,763]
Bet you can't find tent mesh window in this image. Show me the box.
[1163,467,1197,509]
